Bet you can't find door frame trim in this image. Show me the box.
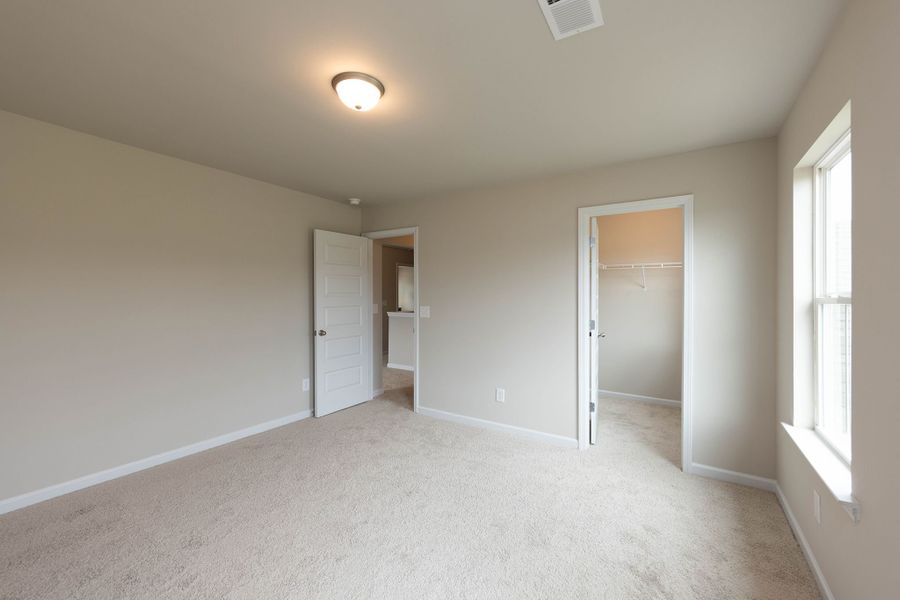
[363,227,419,413]
[577,195,694,473]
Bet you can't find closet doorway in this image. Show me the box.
[577,196,693,472]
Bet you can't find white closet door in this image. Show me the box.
[589,217,600,444]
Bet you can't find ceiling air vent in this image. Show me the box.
[538,0,604,41]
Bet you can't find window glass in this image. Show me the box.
[815,135,852,462]
[824,151,852,296]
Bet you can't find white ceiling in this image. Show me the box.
[0,1,844,204]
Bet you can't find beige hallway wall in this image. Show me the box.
[371,242,383,393]
[775,1,900,597]
[362,138,777,478]
[370,240,415,393]
[381,246,414,353]
[0,110,360,501]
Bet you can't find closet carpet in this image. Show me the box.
[0,390,819,599]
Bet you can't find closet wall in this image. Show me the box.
[596,209,683,401]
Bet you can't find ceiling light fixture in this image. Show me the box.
[349,198,361,205]
[331,72,384,112]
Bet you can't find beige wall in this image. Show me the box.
[596,210,683,401]
[0,110,360,501]
[775,1,900,597]
[362,138,777,477]
[596,209,683,264]
[381,234,414,249]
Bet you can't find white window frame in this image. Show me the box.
[813,129,852,464]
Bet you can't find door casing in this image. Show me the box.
[577,195,694,473]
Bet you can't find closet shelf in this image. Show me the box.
[599,262,682,270]
[598,262,682,291]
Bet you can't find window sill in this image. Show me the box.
[781,422,860,522]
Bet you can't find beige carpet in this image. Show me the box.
[0,391,819,599]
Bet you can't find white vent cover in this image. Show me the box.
[538,0,604,41]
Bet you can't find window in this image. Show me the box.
[814,131,852,462]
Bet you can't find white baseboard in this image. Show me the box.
[597,389,681,408]
[689,462,777,492]
[775,484,836,600]
[418,406,578,448]
[0,409,312,516]
[386,362,414,372]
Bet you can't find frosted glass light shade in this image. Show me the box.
[331,72,384,112]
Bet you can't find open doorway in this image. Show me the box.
[365,228,418,413]
[578,196,693,471]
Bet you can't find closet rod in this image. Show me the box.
[599,262,682,270]
[599,262,683,291]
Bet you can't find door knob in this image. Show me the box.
[317,330,327,336]
[599,332,607,338]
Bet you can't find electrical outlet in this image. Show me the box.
[813,490,821,524]
[302,378,310,392]
[420,305,431,318]
[495,387,506,403]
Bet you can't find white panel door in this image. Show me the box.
[314,230,371,417]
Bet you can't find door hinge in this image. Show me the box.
[589,401,596,413]
[589,236,596,248]
[589,319,596,330]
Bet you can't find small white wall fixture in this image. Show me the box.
[577,195,694,472]
[364,227,420,412]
